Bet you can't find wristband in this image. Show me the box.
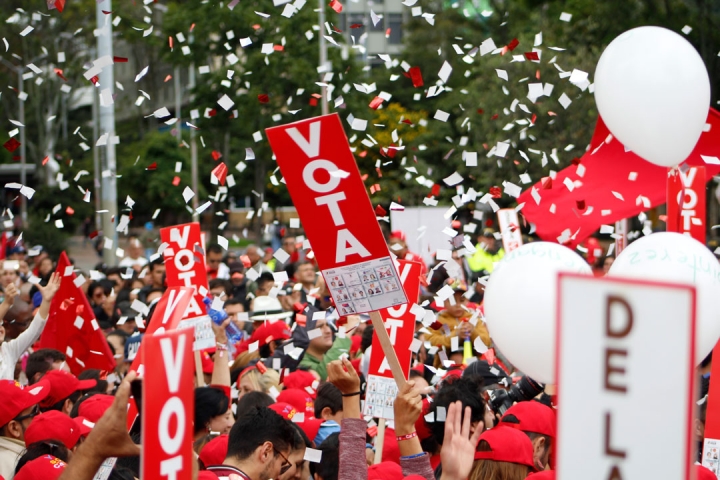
[396,431,418,442]
[400,453,425,460]
[216,343,228,351]
[341,391,361,397]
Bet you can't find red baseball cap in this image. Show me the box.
[250,321,292,348]
[277,388,315,419]
[201,351,215,375]
[199,434,228,468]
[283,370,318,397]
[24,411,81,449]
[268,402,323,442]
[39,370,97,409]
[73,416,94,438]
[501,401,556,438]
[368,461,403,480]
[697,465,716,480]
[415,398,433,441]
[0,380,49,426]
[473,426,535,470]
[14,455,66,480]
[77,394,114,423]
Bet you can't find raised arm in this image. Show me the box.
[328,359,367,480]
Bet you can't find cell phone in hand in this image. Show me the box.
[128,378,143,437]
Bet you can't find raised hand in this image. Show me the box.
[440,401,483,480]
[393,381,422,435]
[38,272,62,303]
[2,283,18,306]
[327,357,361,395]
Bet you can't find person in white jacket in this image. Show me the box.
[0,272,61,381]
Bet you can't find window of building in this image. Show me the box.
[388,13,403,44]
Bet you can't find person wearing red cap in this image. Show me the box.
[0,380,49,479]
[77,394,114,424]
[23,411,81,451]
[282,370,317,398]
[0,273,61,381]
[38,370,97,415]
[499,401,556,471]
[277,388,316,420]
[14,455,66,480]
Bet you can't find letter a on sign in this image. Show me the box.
[141,328,194,480]
[266,114,407,313]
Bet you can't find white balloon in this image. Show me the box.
[594,26,710,167]
[484,242,592,383]
[609,232,720,364]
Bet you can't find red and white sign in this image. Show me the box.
[266,114,407,313]
[160,223,213,350]
[364,260,422,419]
[496,208,523,253]
[555,274,696,480]
[667,166,706,243]
[141,328,194,480]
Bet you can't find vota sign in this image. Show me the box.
[266,114,407,314]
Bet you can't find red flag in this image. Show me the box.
[37,252,114,375]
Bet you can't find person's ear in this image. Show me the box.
[469,420,483,435]
[532,436,546,468]
[696,419,706,439]
[62,399,73,416]
[6,420,22,439]
[260,441,273,463]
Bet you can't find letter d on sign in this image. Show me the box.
[142,329,195,480]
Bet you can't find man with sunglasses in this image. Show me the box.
[0,380,49,479]
[206,406,295,480]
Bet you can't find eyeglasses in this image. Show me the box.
[272,445,292,476]
[14,404,39,423]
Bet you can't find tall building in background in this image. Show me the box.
[337,0,406,66]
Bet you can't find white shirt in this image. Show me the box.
[119,256,149,269]
[0,312,47,381]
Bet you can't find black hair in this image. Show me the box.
[25,349,66,384]
[236,391,275,413]
[69,392,100,418]
[149,257,164,270]
[78,369,109,395]
[209,279,232,297]
[105,267,123,277]
[309,432,339,480]
[360,323,374,353]
[701,352,713,369]
[194,387,230,435]
[16,441,70,473]
[226,407,294,460]
[206,244,224,256]
[409,369,424,380]
[314,382,343,419]
[290,422,312,449]
[428,376,486,445]
[224,297,245,308]
[115,432,141,476]
[108,467,137,480]
[256,272,275,289]
[107,329,130,341]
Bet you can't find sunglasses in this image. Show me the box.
[14,404,39,423]
[272,445,292,476]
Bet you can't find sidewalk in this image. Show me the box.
[66,235,103,272]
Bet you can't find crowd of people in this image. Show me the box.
[0,228,713,480]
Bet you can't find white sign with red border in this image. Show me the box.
[555,274,696,480]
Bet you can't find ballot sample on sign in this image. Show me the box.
[266,114,407,314]
[363,375,399,420]
[323,257,406,314]
[702,439,720,475]
[177,316,215,351]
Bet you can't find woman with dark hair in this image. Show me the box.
[194,387,234,440]
[15,441,70,474]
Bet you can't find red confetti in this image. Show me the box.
[55,0,65,12]
[42,156,49,165]
[531,113,537,124]
[368,96,384,110]
[169,36,174,49]
[431,184,440,197]
[211,162,228,185]
[3,138,20,153]
[329,0,343,13]
[172,176,181,186]
[485,219,494,227]
[490,113,499,120]
[489,187,502,198]
[375,205,387,216]
[90,76,99,85]
[658,214,668,223]
[54,68,67,81]
[477,109,484,114]
[208,109,217,117]
[113,57,128,63]
[102,10,113,14]
[65,206,74,215]
[258,94,269,104]
[408,66,424,88]
[524,51,539,61]
[190,23,196,32]
[401,119,413,125]
[507,38,519,51]
[164,75,172,82]
[89,230,99,239]
[367,426,378,438]
[273,45,284,51]
[211,151,222,161]
[541,177,553,189]
[385,28,391,38]
[576,200,586,210]
[571,158,582,166]
[146,162,157,170]
[309,97,318,107]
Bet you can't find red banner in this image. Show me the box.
[160,223,212,350]
[141,328,194,480]
[367,260,422,379]
[266,114,407,313]
[667,167,706,243]
[37,252,114,375]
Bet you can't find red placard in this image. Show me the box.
[367,260,422,379]
[160,223,212,350]
[38,252,115,375]
[266,114,407,314]
[141,328,194,480]
[667,167,706,243]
